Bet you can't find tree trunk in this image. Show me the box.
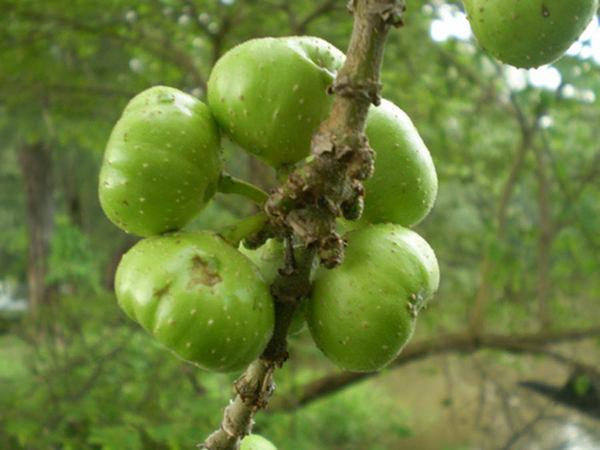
[533,144,553,330]
[17,140,55,315]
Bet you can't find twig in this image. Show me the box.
[265,0,406,267]
[199,247,315,449]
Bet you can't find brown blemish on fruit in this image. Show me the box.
[188,255,221,287]
[154,280,172,299]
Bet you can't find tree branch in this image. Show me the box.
[295,0,339,34]
[200,247,315,450]
[468,96,542,334]
[272,326,600,411]
[200,1,406,448]
[266,0,406,267]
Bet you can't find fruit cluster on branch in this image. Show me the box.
[202,3,414,447]
[264,1,407,268]
[97,1,597,449]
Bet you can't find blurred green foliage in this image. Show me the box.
[0,297,415,449]
[46,215,102,293]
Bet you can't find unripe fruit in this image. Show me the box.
[464,0,598,68]
[363,99,437,227]
[99,86,222,236]
[240,435,277,450]
[239,239,310,335]
[307,224,439,372]
[207,36,345,167]
[115,232,274,372]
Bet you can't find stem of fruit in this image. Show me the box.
[200,2,406,448]
[265,0,406,268]
[219,213,268,247]
[199,245,315,450]
[217,173,269,205]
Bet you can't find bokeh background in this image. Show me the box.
[1,1,599,449]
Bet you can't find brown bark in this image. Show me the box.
[17,140,55,315]
[265,0,404,267]
[200,247,315,450]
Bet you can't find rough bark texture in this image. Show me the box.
[200,246,315,450]
[200,2,406,448]
[265,0,405,268]
[18,140,55,315]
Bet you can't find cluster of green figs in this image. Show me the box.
[99,0,598,381]
[99,35,439,375]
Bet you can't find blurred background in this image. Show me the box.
[1,1,599,449]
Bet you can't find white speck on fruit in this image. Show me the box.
[207,319,214,326]
[190,308,197,315]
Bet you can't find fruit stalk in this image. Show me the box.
[265,0,406,267]
[219,213,269,247]
[217,173,269,205]
[199,245,314,450]
[200,1,406,448]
